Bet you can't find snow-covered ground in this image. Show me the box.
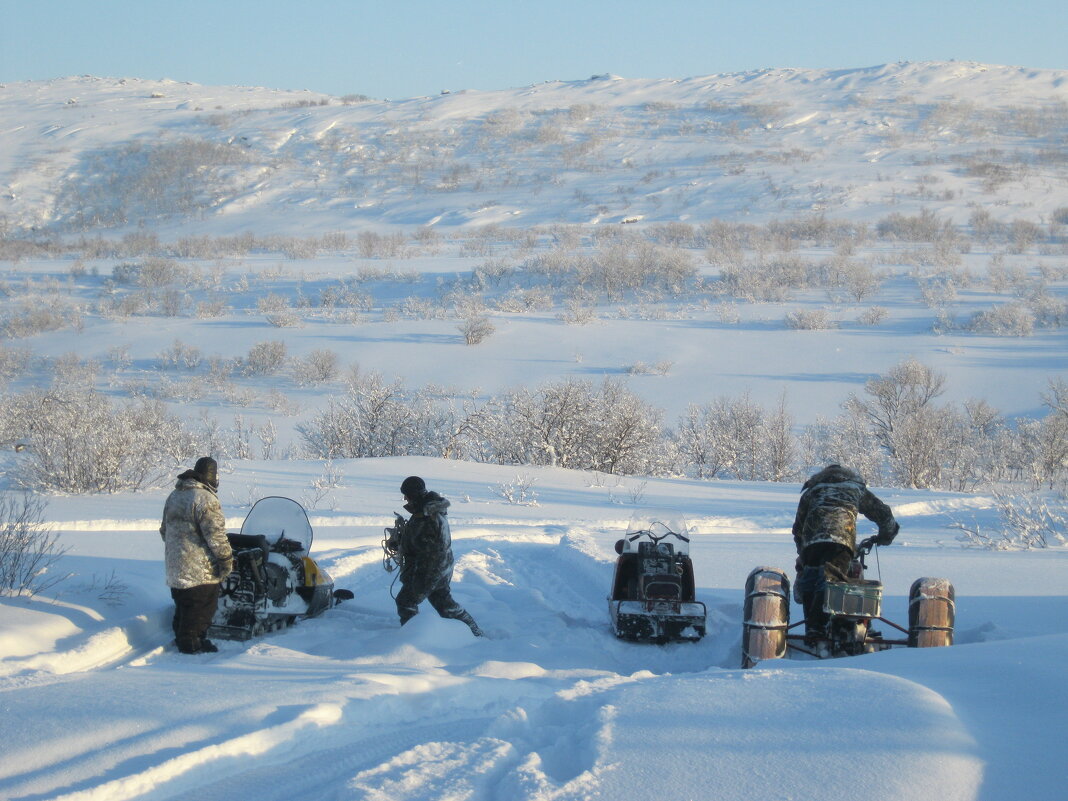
[2,458,1067,801]
[1,61,1067,800]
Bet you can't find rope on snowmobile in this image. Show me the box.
[857,535,883,581]
[382,513,406,599]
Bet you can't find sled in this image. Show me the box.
[208,496,353,640]
[608,511,706,643]
[741,538,954,666]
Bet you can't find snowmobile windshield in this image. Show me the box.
[240,496,314,553]
[622,510,691,555]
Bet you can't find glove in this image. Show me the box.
[875,522,899,546]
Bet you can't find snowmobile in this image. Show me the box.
[741,536,954,667]
[608,511,707,643]
[208,496,353,641]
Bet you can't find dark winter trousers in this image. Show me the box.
[795,543,853,636]
[171,583,220,653]
[396,574,481,635]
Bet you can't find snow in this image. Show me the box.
[1,61,1068,799]
[2,458,1067,800]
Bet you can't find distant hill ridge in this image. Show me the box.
[2,61,1067,236]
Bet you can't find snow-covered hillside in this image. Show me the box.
[3,62,1068,234]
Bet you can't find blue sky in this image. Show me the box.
[3,0,1066,99]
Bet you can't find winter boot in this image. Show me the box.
[456,610,485,637]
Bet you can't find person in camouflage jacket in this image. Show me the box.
[387,476,483,637]
[159,456,232,653]
[791,464,899,636]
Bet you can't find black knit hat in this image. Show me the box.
[194,456,219,489]
[400,475,426,499]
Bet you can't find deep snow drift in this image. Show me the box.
[2,457,1066,801]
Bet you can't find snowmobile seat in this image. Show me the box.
[643,573,682,600]
[226,533,270,560]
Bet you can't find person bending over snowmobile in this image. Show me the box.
[386,476,483,637]
[791,464,898,639]
[160,456,232,654]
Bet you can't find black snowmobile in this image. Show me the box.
[741,536,954,667]
[209,496,353,640]
[608,512,707,643]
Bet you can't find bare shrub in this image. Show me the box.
[496,475,540,506]
[297,369,452,459]
[8,388,194,493]
[196,299,227,318]
[673,393,795,481]
[954,493,1067,549]
[967,302,1036,336]
[858,306,889,326]
[357,231,407,258]
[241,340,287,376]
[626,361,673,376]
[0,492,68,597]
[876,209,958,243]
[459,315,496,345]
[784,308,835,330]
[0,345,33,382]
[557,287,598,324]
[57,138,249,228]
[257,293,301,327]
[714,302,741,324]
[1,298,83,338]
[292,349,340,386]
[157,339,203,370]
[477,378,662,475]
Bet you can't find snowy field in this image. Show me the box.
[2,458,1067,801]
[1,62,1067,800]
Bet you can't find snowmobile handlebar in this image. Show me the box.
[625,528,689,545]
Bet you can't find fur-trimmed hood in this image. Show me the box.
[802,464,865,493]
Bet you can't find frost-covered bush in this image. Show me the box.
[719,256,813,302]
[0,492,67,597]
[0,345,33,382]
[357,231,407,259]
[56,137,249,228]
[112,258,197,290]
[459,315,496,345]
[241,340,287,376]
[967,301,1036,336]
[626,361,673,376]
[4,389,195,493]
[476,378,662,475]
[297,370,452,459]
[0,298,83,338]
[674,394,795,481]
[876,209,957,243]
[784,308,835,330]
[857,306,889,326]
[557,295,597,325]
[157,339,203,371]
[954,493,1067,550]
[916,274,959,308]
[292,349,340,386]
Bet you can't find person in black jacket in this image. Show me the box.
[791,464,899,637]
[386,476,483,637]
